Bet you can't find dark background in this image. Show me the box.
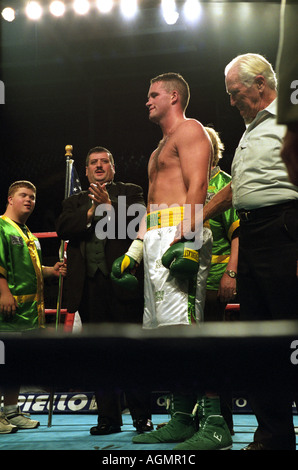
[0,0,282,231]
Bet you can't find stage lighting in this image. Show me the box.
[120,0,138,19]
[161,0,179,25]
[49,1,66,17]
[183,0,201,22]
[96,0,113,14]
[1,7,15,22]
[73,0,90,15]
[212,2,224,17]
[25,1,43,20]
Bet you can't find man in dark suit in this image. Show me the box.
[56,146,153,435]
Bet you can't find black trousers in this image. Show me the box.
[237,201,298,449]
[79,270,151,426]
[238,202,298,321]
[79,269,144,324]
[204,290,227,322]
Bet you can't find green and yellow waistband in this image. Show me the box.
[146,206,210,231]
[147,207,184,231]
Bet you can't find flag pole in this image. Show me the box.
[55,145,73,330]
[48,145,73,428]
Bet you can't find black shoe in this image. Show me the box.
[134,419,154,434]
[241,441,267,450]
[90,423,121,435]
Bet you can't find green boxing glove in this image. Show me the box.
[111,239,143,291]
[161,241,199,280]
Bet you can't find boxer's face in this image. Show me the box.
[146,81,172,123]
[86,152,115,185]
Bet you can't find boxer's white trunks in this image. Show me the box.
[142,207,212,329]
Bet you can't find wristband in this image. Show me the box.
[126,239,143,264]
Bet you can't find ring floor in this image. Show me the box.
[1,413,298,451]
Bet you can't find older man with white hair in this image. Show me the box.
[204,53,298,450]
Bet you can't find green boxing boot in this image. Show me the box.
[174,396,233,450]
[132,393,196,444]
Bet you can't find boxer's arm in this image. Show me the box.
[172,120,211,244]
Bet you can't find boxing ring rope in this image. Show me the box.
[33,232,58,238]
[2,320,298,390]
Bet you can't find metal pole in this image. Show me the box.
[55,145,73,330]
[48,145,73,428]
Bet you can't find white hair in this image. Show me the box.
[225,53,277,90]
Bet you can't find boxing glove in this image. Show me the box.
[111,239,143,291]
[161,241,199,280]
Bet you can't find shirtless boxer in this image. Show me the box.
[111,73,232,450]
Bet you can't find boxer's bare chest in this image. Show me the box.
[148,135,178,178]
